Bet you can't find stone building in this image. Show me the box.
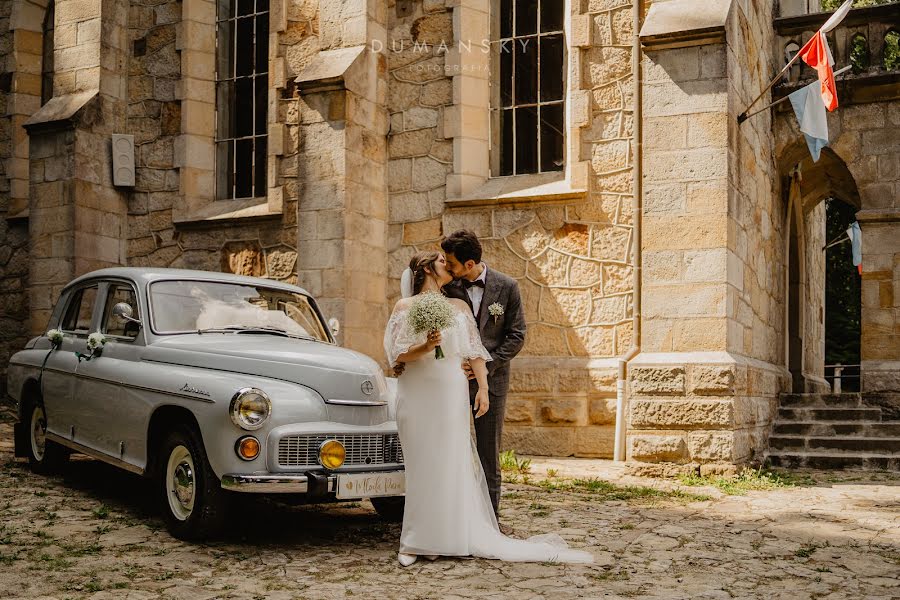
[1,0,898,471]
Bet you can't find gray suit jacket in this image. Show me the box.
[443,267,526,398]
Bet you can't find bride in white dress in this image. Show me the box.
[384,251,594,567]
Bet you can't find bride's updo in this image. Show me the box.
[409,251,441,295]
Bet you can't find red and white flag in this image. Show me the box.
[796,0,853,112]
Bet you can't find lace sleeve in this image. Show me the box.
[384,308,423,367]
[459,309,492,362]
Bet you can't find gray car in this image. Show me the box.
[7,267,405,539]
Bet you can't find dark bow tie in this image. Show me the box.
[462,278,485,289]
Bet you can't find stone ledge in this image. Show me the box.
[446,172,587,208]
[173,195,283,227]
[639,0,731,50]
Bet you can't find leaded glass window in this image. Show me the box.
[215,0,269,200]
[41,0,54,106]
[491,0,565,176]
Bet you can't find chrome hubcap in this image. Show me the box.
[30,406,46,461]
[166,445,195,521]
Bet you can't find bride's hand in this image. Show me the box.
[424,330,442,351]
[473,389,489,419]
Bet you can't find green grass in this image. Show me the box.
[500,450,532,474]
[795,543,818,558]
[678,467,799,495]
[536,477,710,504]
[92,505,110,519]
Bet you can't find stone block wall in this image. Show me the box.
[385,0,637,457]
[776,97,900,393]
[124,0,309,289]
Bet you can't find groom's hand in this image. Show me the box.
[462,360,476,380]
[473,389,490,418]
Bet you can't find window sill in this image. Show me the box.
[446,172,587,208]
[173,197,283,227]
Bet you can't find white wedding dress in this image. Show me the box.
[384,302,594,563]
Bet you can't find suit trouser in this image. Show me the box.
[469,379,507,518]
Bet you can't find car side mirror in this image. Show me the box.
[327,317,340,336]
[113,302,141,325]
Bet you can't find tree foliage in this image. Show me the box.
[824,198,861,389]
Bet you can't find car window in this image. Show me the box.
[102,284,140,339]
[61,286,99,333]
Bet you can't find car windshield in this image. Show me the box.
[149,280,330,341]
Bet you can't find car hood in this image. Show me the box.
[143,334,389,405]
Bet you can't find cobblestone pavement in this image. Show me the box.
[1,412,898,600]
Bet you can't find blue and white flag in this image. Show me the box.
[847,221,862,273]
[788,79,829,162]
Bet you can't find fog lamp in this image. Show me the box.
[236,436,260,460]
[319,439,346,470]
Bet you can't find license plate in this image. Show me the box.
[336,471,405,499]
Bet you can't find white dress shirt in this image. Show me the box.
[466,264,487,318]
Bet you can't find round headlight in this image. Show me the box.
[319,439,346,470]
[229,388,271,430]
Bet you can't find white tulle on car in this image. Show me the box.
[384,305,594,564]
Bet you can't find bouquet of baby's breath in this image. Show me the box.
[407,291,455,359]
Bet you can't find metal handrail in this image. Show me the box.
[824,363,861,393]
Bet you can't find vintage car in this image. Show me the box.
[7,267,405,539]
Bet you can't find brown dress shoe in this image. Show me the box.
[498,522,520,538]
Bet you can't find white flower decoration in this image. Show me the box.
[488,302,504,323]
[46,329,64,347]
[87,331,108,351]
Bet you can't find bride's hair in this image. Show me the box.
[408,251,441,295]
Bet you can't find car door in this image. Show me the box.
[42,284,99,442]
[73,280,149,467]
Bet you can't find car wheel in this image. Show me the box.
[26,401,69,474]
[159,426,228,541]
[370,496,405,522]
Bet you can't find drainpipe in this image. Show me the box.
[613,0,643,462]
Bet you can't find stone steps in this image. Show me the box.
[767,451,900,471]
[767,392,900,472]
[773,421,900,437]
[769,434,900,454]
[777,407,883,422]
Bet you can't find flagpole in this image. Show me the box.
[737,55,803,124]
[740,65,853,122]
[737,0,854,124]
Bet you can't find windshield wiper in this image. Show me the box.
[196,325,314,341]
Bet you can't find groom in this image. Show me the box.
[440,230,526,524]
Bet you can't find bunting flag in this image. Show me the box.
[788,79,829,162]
[846,221,862,274]
[796,0,853,112]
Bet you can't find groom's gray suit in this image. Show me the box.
[444,265,526,517]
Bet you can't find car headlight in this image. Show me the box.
[319,439,346,470]
[229,388,271,430]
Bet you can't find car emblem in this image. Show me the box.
[361,380,374,395]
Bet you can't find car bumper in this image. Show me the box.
[221,469,405,496]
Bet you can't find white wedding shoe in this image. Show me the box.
[398,553,418,567]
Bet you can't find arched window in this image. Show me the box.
[785,41,801,83]
[849,33,869,73]
[41,0,55,106]
[491,0,565,177]
[215,0,269,200]
[884,30,900,71]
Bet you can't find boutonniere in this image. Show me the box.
[488,302,504,324]
[76,331,107,362]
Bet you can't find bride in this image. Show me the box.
[384,251,594,567]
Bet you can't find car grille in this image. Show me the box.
[277,433,404,468]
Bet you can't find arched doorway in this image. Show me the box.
[780,147,861,394]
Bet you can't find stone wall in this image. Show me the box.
[775,97,900,392]
[385,0,636,458]
[629,0,787,472]
[125,0,309,289]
